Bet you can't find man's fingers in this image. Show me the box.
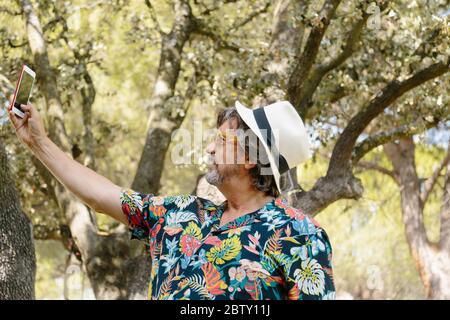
[20,104,35,117]
[20,104,30,111]
[8,110,27,129]
[8,110,19,128]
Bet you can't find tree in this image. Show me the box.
[193,0,450,298]
[383,137,450,299]
[16,0,154,299]
[0,78,36,299]
[1,0,448,299]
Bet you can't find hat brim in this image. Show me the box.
[235,101,283,194]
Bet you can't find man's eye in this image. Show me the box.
[217,132,225,141]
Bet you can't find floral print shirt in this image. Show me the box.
[120,189,335,300]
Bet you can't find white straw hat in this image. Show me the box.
[235,100,311,194]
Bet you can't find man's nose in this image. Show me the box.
[205,141,215,155]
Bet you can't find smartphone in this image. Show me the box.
[9,65,36,118]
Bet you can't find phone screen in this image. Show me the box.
[14,71,34,110]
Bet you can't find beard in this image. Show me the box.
[205,163,239,187]
[205,165,224,186]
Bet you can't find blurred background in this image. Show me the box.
[0,0,449,299]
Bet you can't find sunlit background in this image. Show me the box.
[1,0,449,299]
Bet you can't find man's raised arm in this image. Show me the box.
[8,104,127,225]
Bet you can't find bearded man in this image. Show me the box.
[9,100,335,300]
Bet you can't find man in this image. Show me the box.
[8,100,335,300]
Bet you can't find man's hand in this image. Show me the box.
[8,104,47,150]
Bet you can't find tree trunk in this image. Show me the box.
[131,0,196,194]
[384,137,450,299]
[252,0,307,106]
[19,0,150,299]
[0,138,36,299]
[440,143,450,254]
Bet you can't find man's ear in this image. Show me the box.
[242,150,257,170]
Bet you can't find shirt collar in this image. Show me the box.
[211,197,278,234]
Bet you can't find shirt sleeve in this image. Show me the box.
[280,223,336,300]
[120,188,169,241]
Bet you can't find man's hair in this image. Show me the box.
[216,107,280,198]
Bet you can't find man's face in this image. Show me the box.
[205,119,250,187]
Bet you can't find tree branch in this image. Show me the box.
[144,0,165,36]
[320,15,369,74]
[287,0,342,114]
[355,160,398,182]
[290,1,392,119]
[421,142,450,204]
[7,39,28,48]
[295,14,369,117]
[198,0,239,15]
[193,18,240,52]
[352,117,440,165]
[413,25,445,59]
[42,16,65,33]
[0,6,23,15]
[328,58,450,176]
[229,1,271,32]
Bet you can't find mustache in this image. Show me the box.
[206,155,216,165]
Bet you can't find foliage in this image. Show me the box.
[1,0,448,299]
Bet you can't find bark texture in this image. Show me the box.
[0,138,36,299]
